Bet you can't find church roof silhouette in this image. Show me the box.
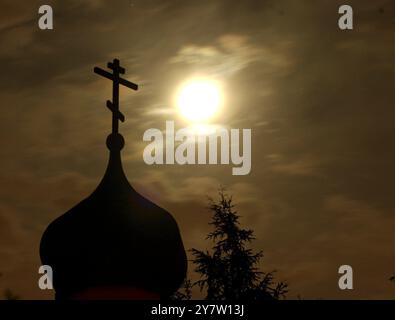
[40,59,187,300]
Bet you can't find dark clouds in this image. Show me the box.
[0,0,394,299]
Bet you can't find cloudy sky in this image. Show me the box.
[0,0,394,299]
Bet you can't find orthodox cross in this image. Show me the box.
[94,59,138,134]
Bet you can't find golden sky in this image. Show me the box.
[0,0,395,299]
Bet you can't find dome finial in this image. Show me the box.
[94,58,138,149]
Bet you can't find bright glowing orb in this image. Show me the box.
[177,80,221,122]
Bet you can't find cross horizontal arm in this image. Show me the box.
[94,67,138,91]
[94,67,113,81]
[108,61,125,74]
[119,77,138,91]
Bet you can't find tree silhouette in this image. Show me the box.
[170,279,193,301]
[3,288,20,300]
[190,190,288,300]
[1,272,20,300]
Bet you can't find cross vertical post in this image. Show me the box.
[111,59,120,134]
[94,59,138,135]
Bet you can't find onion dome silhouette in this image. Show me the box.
[40,59,187,300]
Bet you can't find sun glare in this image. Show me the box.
[177,79,221,122]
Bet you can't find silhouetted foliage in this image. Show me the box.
[190,190,288,300]
[3,289,20,300]
[170,279,193,301]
